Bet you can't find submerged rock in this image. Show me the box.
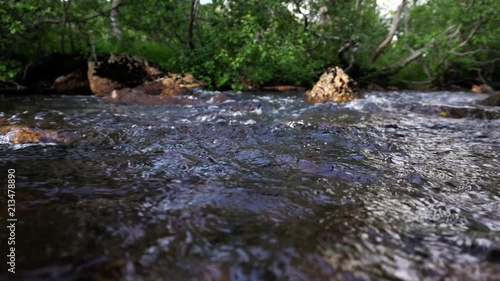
[305,66,363,103]
[261,85,306,92]
[130,72,207,97]
[105,88,199,105]
[160,72,207,95]
[479,92,500,107]
[366,83,384,91]
[405,104,500,119]
[439,105,500,119]
[240,78,260,91]
[49,70,89,94]
[472,84,494,94]
[0,125,74,144]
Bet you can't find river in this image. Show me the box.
[0,91,499,281]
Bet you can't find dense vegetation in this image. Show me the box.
[1,0,499,90]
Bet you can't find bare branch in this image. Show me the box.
[445,24,461,40]
[466,0,477,12]
[456,17,488,49]
[312,32,341,41]
[34,18,62,26]
[474,57,500,66]
[34,2,126,27]
[408,47,432,79]
[371,0,407,63]
[450,48,484,56]
[395,78,433,84]
[338,36,359,72]
[382,39,435,71]
[437,17,489,67]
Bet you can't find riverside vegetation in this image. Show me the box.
[1,0,499,91]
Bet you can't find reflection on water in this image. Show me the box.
[0,91,499,280]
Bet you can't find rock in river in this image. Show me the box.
[87,53,164,96]
[472,84,494,94]
[479,92,500,107]
[105,88,199,105]
[305,66,363,103]
[0,125,74,144]
[88,53,207,97]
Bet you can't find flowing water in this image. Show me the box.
[0,91,499,281]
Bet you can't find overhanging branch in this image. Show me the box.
[437,16,489,67]
[381,38,435,72]
[371,0,407,63]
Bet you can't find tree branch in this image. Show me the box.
[445,24,461,40]
[382,39,435,72]
[474,57,500,66]
[466,0,477,12]
[456,17,488,49]
[408,47,432,79]
[437,17,489,67]
[338,36,359,72]
[450,48,484,56]
[371,0,407,63]
[34,2,126,27]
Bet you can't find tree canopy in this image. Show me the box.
[0,0,498,89]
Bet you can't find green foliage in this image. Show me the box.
[380,0,500,86]
[1,0,498,88]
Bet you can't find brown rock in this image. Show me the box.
[87,61,126,97]
[161,72,207,95]
[472,84,494,94]
[105,88,199,105]
[366,83,384,91]
[50,70,90,94]
[161,80,185,96]
[305,67,363,103]
[131,72,207,97]
[210,93,232,103]
[87,54,165,96]
[134,80,168,96]
[405,104,500,119]
[87,53,207,97]
[0,125,72,144]
[387,86,401,91]
[12,53,90,95]
[240,78,259,91]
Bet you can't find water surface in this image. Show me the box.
[0,91,499,281]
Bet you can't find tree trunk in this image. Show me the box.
[110,0,122,39]
[188,0,198,50]
[60,0,71,52]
